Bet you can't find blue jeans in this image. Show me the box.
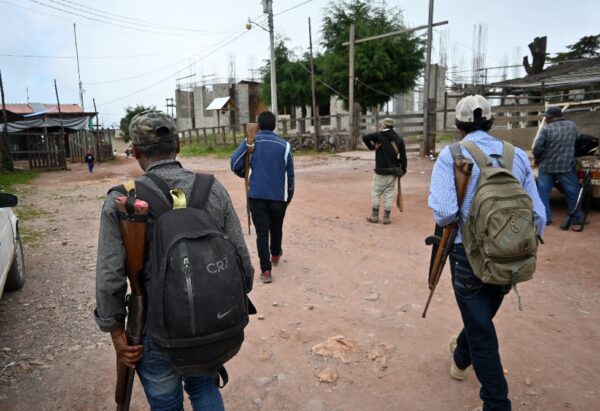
[537,169,582,222]
[450,245,512,411]
[136,336,225,411]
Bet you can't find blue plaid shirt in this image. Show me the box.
[428,130,546,243]
[532,118,578,173]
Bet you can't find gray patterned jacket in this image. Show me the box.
[94,160,254,333]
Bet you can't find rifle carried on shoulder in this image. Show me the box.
[114,192,149,411]
[422,144,473,318]
[244,123,259,235]
[560,146,598,232]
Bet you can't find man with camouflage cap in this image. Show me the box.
[362,117,407,224]
[94,110,254,410]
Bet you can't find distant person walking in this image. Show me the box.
[230,111,295,284]
[362,118,407,224]
[533,106,586,225]
[84,149,95,173]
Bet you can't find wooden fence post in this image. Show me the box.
[211,128,217,148]
[298,118,306,134]
[203,128,208,145]
[282,119,288,136]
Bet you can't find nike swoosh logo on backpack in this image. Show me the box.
[217,308,234,320]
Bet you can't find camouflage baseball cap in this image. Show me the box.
[382,118,395,127]
[129,110,178,145]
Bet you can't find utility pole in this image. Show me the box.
[54,79,67,169]
[422,0,435,156]
[266,0,278,115]
[343,20,447,152]
[0,69,14,171]
[166,98,175,118]
[73,23,84,111]
[348,24,356,149]
[308,17,319,151]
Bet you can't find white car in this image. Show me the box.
[0,193,25,299]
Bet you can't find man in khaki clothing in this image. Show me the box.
[362,118,407,224]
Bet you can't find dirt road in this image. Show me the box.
[0,152,598,411]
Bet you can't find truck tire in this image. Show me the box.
[6,229,25,291]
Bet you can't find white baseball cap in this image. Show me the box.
[455,94,492,122]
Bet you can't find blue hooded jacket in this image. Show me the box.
[230,130,295,202]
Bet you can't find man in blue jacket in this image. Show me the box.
[231,111,295,284]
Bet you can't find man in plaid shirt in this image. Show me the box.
[533,106,585,225]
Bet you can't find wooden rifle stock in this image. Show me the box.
[422,152,473,318]
[244,123,259,235]
[114,196,149,411]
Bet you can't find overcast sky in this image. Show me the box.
[0,0,597,127]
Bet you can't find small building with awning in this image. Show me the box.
[205,96,238,129]
[1,103,113,170]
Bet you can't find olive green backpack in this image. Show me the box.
[460,140,538,300]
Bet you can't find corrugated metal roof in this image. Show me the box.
[28,102,47,113]
[3,104,33,114]
[45,104,85,113]
[491,58,600,89]
[2,103,85,114]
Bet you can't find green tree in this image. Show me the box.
[260,40,331,117]
[119,105,155,142]
[319,0,424,110]
[548,34,600,63]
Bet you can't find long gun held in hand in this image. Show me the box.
[560,146,598,232]
[422,149,473,318]
[244,123,259,235]
[114,195,149,411]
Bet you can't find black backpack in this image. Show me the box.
[120,173,254,383]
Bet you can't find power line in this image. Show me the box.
[296,60,347,101]
[0,41,236,61]
[27,0,227,37]
[3,0,257,46]
[355,79,393,99]
[97,30,250,108]
[0,53,74,59]
[85,30,245,86]
[51,0,240,33]
[0,0,182,43]
[275,0,313,16]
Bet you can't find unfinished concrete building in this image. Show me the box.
[175,80,264,131]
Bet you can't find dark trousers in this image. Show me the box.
[450,244,512,411]
[249,198,287,272]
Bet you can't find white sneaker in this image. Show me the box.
[448,335,468,381]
